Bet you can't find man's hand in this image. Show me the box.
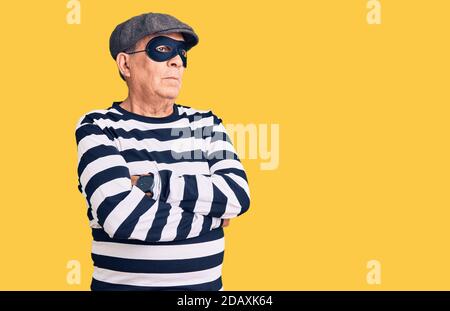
[222,219,230,227]
[131,174,153,197]
[130,175,139,186]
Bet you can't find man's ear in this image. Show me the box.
[116,52,131,80]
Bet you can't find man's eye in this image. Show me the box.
[180,49,187,57]
[155,45,171,52]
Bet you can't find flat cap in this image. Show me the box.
[109,12,199,60]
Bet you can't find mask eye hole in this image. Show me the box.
[155,45,172,53]
[180,49,187,57]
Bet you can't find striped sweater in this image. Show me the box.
[75,101,250,291]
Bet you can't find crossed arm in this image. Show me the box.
[130,174,230,228]
[76,113,248,242]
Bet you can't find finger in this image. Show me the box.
[145,192,153,198]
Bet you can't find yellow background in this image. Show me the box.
[0,0,449,290]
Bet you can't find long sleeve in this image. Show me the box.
[159,113,251,219]
[75,115,222,242]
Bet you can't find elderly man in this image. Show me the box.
[75,13,250,291]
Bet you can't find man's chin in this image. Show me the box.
[158,89,180,100]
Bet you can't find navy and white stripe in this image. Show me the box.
[75,102,250,290]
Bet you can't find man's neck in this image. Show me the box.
[121,93,174,118]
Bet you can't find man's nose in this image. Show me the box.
[168,54,183,67]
